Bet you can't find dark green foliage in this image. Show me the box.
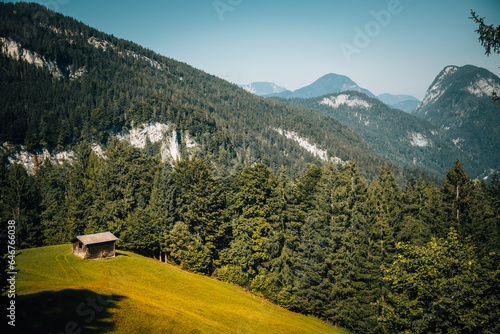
[87,140,158,238]
[221,164,277,282]
[381,231,500,334]
[2,140,500,334]
[163,158,226,274]
[399,178,436,245]
[2,164,42,248]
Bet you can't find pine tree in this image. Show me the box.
[166,158,226,273]
[441,160,493,251]
[326,162,373,332]
[222,164,277,284]
[3,164,42,248]
[399,178,435,245]
[88,140,158,237]
[37,159,70,245]
[441,160,475,232]
[65,142,98,237]
[366,165,402,331]
[265,168,303,307]
[294,165,336,318]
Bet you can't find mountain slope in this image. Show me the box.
[273,91,461,177]
[377,93,420,106]
[412,65,500,177]
[377,93,420,113]
[238,82,290,96]
[17,244,346,333]
[392,99,420,113]
[0,2,391,179]
[270,73,375,99]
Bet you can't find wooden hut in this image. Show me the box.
[70,232,118,259]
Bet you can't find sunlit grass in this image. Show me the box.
[17,244,348,333]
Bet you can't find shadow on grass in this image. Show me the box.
[17,289,125,333]
[115,251,129,257]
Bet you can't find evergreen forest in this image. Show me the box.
[1,142,499,333]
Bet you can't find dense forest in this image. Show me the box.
[1,141,499,333]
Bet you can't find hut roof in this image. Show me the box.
[70,232,118,245]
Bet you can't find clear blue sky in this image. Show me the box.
[5,0,500,99]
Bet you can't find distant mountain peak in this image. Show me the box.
[419,65,459,108]
[267,73,375,99]
[415,64,500,114]
[239,82,290,96]
[410,64,500,177]
[377,93,420,113]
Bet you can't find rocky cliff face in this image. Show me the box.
[411,65,500,178]
[3,122,198,174]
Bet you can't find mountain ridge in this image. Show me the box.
[411,64,500,178]
[0,2,402,181]
[275,64,500,179]
[273,91,458,177]
[269,73,376,99]
[238,82,290,96]
[242,74,421,113]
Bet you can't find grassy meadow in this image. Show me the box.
[15,244,348,333]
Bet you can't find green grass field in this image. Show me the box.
[15,244,348,333]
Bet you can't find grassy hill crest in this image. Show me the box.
[16,244,346,333]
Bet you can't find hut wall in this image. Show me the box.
[72,241,87,258]
[87,242,116,259]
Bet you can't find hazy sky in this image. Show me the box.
[5,0,500,99]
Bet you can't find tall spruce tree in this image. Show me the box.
[221,163,277,284]
[399,178,436,245]
[265,168,303,308]
[441,160,475,233]
[440,160,494,252]
[65,142,98,238]
[88,140,157,237]
[366,165,402,331]
[326,162,374,332]
[294,165,335,318]
[37,160,70,245]
[165,158,226,274]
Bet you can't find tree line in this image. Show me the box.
[1,141,499,333]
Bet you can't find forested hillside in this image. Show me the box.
[2,143,500,332]
[272,91,462,178]
[0,2,402,181]
[1,3,500,334]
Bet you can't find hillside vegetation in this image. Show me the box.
[274,91,459,178]
[16,244,345,334]
[0,2,394,180]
